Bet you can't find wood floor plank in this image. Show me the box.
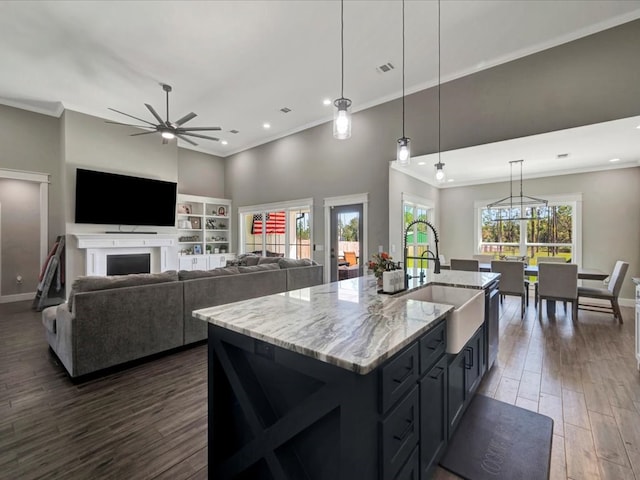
[611,406,640,455]
[550,433,567,480]
[494,376,520,405]
[564,423,601,480]
[597,458,636,480]
[589,410,631,468]
[518,370,541,401]
[539,392,565,437]
[562,389,590,429]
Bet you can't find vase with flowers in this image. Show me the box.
[368,252,396,288]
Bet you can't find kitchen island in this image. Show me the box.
[194,270,499,479]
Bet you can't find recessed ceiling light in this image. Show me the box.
[636,124,640,129]
[447,178,454,182]
[323,99,331,106]
[221,140,228,145]
[417,161,426,166]
[609,158,620,162]
[263,123,271,129]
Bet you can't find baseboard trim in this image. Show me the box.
[0,292,36,304]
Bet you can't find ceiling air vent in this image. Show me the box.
[376,62,395,73]
[280,107,292,113]
[556,153,570,159]
[229,129,239,134]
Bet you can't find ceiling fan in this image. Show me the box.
[107,84,221,146]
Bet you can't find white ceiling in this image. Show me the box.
[1,0,639,182]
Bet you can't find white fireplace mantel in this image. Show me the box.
[74,233,178,276]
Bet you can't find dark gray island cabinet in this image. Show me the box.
[194,272,499,480]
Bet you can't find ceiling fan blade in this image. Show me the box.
[108,107,156,126]
[178,126,222,132]
[130,131,157,137]
[174,112,197,126]
[181,132,219,141]
[145,103,166,126]
[176,134,198,146]
[105,120,155,129]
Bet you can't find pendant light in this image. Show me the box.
[486,160,548,220]
[333,0,352,139]
[433,0,445,182]
[396,0,411,165]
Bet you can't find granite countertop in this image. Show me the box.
[408,269,500,290]
[194,270,500,375]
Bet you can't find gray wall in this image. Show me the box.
[226,19,640,267]
[439,167,640,299]
[178,148,225,197]
[0,179,40,296]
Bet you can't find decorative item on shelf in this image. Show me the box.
[193,245,202,255]
[206,244,213,253]
[217,206,227,216]
[220,247,227,253]
[218,222,227,229]
[178,235,199,242]
[206,218,217,229]
[177,203,192,214]
[188,216,201,229]
[177,219,192,229]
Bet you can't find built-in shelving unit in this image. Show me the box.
[176,194,235,270]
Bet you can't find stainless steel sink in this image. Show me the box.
[401,285,485,353]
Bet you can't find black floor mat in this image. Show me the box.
[440,394,553,480]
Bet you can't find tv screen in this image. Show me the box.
[75,168,177,227]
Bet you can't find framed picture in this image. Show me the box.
[217,206,227,216]
[193,244,202,255]
[189,216,201,229]
[177,203,192,214]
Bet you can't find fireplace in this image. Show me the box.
[74,234,178,276]
[107,254,151,276]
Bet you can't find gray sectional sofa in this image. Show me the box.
[42,258,323,378]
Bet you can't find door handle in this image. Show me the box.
[429,366,445,380]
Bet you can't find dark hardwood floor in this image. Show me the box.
[1,296,638,479]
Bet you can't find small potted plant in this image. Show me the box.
[368,252,396,287]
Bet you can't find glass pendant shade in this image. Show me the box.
[435,161,446,182]
[397,137,411,166]
[333,97,352,139]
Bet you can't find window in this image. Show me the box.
[403,197,434,273]
[477,195,581,266]
[239,199,312,259]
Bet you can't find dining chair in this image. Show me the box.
[537,263,578,319]
[577,260,629,323]
[491,260,529,318]
[450,258,479,272]
[344,251,358,266]
[532,256,569,303]
[472,254,494,263]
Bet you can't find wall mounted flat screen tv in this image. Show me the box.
[75,168,177,226]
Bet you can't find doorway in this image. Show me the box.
[329,204,363,283]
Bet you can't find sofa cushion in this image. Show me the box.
[278,258,315,269]
[178,266,240,280]
[68,270,179,312]
[257,257,281,265]
[238,264,281,273]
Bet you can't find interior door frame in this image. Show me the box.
[323,193,368,284]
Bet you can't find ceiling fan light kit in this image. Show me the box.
[107,83,221,146]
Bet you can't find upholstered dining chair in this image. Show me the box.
[450,258,479,272]
[491,260,529,318]
[537,263,578,319]
[472,254,494,264]
[532,256,570,303]
[577,260,629,323]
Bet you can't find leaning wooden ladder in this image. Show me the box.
[32,235,66,311]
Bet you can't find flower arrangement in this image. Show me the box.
[368,252,396,279]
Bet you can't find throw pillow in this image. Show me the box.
[178,266,240,280]
[277,258,314,269]
[257,257,281,265]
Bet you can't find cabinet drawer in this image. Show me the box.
[394,446,419,480]
[381,386,419,480]
[380,343,420,413]
[419,320,446,375]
